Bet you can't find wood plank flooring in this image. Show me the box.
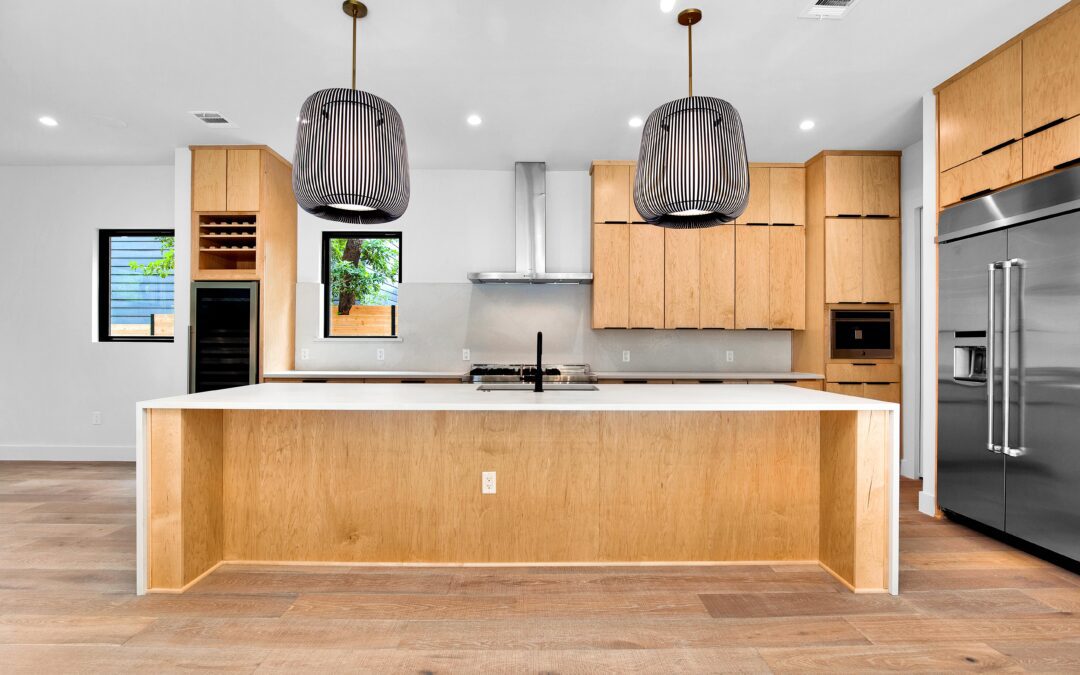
[1,461,1079,673]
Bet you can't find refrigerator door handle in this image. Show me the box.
[1001,258,1026,458]
[987,263,1001,454]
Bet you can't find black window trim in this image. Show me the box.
[321,230,402,339]
[98,228,176,343]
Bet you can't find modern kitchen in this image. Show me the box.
[2,0,1080,671]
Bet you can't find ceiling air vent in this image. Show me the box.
[189,111,236,128]
[799,0,861,20]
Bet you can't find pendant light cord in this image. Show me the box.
[351,12,358,90]
[687,22,693,97]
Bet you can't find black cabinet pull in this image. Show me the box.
[836,214,861,218]
[1053,157,1080,171]
[853,363,877,367]
[865,214,892,219]
[981,138,1019,155]
[1024,117,1067,137]
[961,188,994,202]
[772,222,797,227]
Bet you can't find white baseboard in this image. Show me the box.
[918,490,936,516]
[0,445,134,462]
[900,457,916,480]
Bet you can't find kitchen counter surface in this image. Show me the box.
[262,370,465,380]
[139,382,893,413]
[262,369,825,381]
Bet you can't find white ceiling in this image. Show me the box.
[0,0,1068,169]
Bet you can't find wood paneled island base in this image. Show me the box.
[136,384,897,595]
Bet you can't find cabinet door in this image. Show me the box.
[592,164,631,223]
[938,43,1022,171]
[734,225,770,329]
[824,155,864,217]
[862,218,901,304]
[735,166,771,224]
[769,227,805,330]
[939,142,1023,208]
[824,218,863,303]
[769,167,806,225]
[700,225,735,329]
[192,148,227,211]
[1023,114,1080,179]
[826,382,865,397]
[863,382,901,404]
[664,229,701,328]
[1023,6,1080,135]
[628,225,665,328]
[225,149,261,211]
[862,156,900,218]
[592,223,629,328]
[628,162,647,223]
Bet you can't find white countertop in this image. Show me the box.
[139,383,895,413]
[263,370,823,381]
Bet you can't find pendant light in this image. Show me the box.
[293,0,410,224]
[633,8,749,229]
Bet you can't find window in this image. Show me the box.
[98,230,175,342]
[322,232,401,338]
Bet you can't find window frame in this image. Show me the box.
[97,228,176,343]
[321,230,403,339]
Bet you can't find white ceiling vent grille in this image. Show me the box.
[189,111,236,128]
[799,0,861,20]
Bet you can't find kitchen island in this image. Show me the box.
[135,383,899,595]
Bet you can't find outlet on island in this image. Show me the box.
[482,471,496,494]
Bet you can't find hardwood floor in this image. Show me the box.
[1,462,1079,673]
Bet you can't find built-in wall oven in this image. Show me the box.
[831,309,894,359]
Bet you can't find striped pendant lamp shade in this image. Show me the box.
[633,96,750,229]
[292,87,410,225]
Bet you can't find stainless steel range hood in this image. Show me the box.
[467,162,593,284]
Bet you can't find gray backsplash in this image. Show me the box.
[294,282,792,373]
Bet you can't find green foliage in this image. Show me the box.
[128,237,175,279]
[329,237,399,306]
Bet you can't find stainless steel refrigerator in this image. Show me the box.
[938,165,1080,564]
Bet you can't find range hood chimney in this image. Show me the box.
[467,162,593,284]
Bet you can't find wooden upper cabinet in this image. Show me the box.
[591,223,629,328]
[824,218,863,303]
[769,227,806,330]
[225,149,261,211]
[938,43,1022,172]
[628,225,665,329]
[941,142,1023,207]
[628,163,647,223]
[700,225,735,329]
[1023,114,1080,179]
[664,229,701,328]
[823,155,864,217]
[734,226,770,329]
[769,168,806,225]
[736,166,771,224]
[862,219,901,304]
[591,163,632,223]
[862,156,900,217]
[1023,6,1080,135]
[192,148,227,211]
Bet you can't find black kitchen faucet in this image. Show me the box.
[534,331,543,393]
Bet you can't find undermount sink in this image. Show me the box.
[477,384,599,392]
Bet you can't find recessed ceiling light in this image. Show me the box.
[38,116,58,127]
[660,0,676,12]
[628,116,644,128]
[466,114,483,126]
[799,119,816,131]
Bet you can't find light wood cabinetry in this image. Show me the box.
[591,222,630,329]
[770,168,807,225]
[734,226,770,329]
[1022,4,1080,135]
[664,229,701,329]
[769,226,806,330]
[862,156,901,217]
[826,362,901,384]
[1023,114,1080,179]
[699,225,735,329]
[735,166,771,224]
[824,218,863,304]
[940,143,1023,207]
[189,145,297,378]
[629,225,665,328]
[824,218,900,304]
[824,155,864,217]
[826,382,900,404]
[824,155,899,217]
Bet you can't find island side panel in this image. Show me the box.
[221,410,603,563]
[597,411,820,562]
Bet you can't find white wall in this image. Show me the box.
[919,92,939,516]
[293,168,793,373]
[0,164,185,461]
[900,140,923,479]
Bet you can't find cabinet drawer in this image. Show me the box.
[939,142,1023,208]
[826,363,900,383]
[1023,114,1080,179]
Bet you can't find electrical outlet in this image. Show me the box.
[300,348,310,361]
[91,411,102,426]
[462,348,471,361]
[726,350,735,363]
[376,348,385,361]
[622,350,631,363]
[482,471,496,494]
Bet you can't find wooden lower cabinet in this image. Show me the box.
[700,225,735,328]
[629,225,665,328]
[735,226,770,329]
[769,227,806,330]
[826,382,865,397]
[665,229,701,328]
[1023,114,1080,179]
[940,141,1023,208]
[592,223,629,328]
[826,381,901,404]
